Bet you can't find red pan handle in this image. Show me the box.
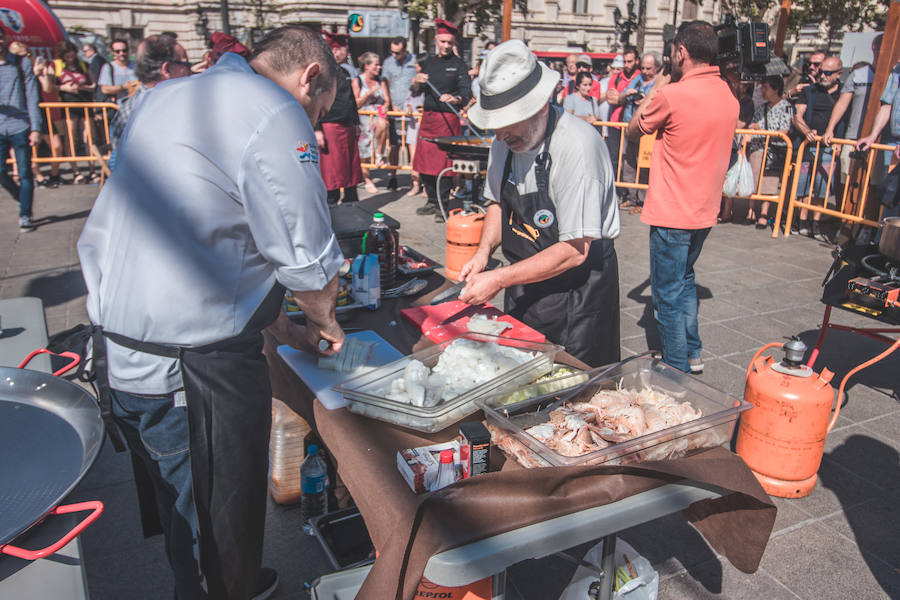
[18,349,81,377]
[1,501,104,560]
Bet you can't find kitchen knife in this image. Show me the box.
[429,280,467,305]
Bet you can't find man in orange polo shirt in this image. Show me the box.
[625,20,737,374]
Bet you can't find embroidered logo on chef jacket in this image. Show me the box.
[533,209,555,229]
[295,141,319,164]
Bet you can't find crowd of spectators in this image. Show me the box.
[3,25,899,234]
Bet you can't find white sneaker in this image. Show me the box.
[689,357,704,374]
[18,216,35,232]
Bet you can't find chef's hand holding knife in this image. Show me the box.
[458,252,502,305]
[458,203,504,305]
[268,274,345,355]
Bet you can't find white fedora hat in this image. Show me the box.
[468,40,560,131]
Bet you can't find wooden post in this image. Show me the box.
[502,0,512,41]
[840,0,900,239]
[773,0,791,57]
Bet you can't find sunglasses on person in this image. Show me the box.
[806,61,821,68]
[821,69,840,76]
[113,47,128,54]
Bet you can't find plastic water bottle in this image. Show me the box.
[431,450,458,491]
[362,212,397,290]
[300,445,329,535]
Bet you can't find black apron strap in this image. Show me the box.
[90,325,127,452]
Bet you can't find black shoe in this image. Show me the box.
[416,203,436,215]
[387,177,398,190]
[812,222,831,243]
[252,567,278,600]
[434,212,445,223]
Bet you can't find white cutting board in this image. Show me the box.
[277,330,403,410]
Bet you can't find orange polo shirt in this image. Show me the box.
[637,66,738,230]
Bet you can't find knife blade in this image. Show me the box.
[429,280,467,305]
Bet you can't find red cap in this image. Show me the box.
[208,32,249,63]
[434,19,458,37]
[322,30,350,49]
[439,449,454,463]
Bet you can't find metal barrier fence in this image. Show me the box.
[783,138,897,236]
[20,104,896,238]
[357,109,423,171]
[6,102,118,180]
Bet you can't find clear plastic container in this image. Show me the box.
[478,354,751,468]
[268,398,310,505]
[334,333,562,433]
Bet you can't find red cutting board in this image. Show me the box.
[401,302,546,344]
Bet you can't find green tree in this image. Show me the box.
[719,0,778,20]
[788,0,890,44]
[402,0,527,36]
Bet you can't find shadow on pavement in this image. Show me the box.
[819,435,899,598]
[627,278,714,354]
[33,209,92,226]
[24,269,87,308]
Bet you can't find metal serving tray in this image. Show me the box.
[334,333,561,433]
[478,354,751,467]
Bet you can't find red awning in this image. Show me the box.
[0,0,66,58]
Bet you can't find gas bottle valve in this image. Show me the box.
[782,337,807,366]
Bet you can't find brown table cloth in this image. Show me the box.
[264,277,776,600]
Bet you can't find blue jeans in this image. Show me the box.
[795,146,835,200]
[0,129,34,217]
[649,226,709,372]
[111,390,203,600]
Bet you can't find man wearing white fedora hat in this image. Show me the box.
[458,40,621,367]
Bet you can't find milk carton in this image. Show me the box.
[351,254,381,310]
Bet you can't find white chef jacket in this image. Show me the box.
[482,110,620,242]
[77,53,345,394]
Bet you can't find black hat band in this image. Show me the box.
[480,63,543,110]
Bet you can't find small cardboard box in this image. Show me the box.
[397,439,461,493]
[459,421,491,478]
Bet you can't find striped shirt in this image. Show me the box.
[0,51,42,135]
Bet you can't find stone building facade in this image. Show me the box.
[48,0,722,62]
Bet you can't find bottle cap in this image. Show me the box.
[373,212,385,222]
[439,449,453,463]
[308,444,319,455]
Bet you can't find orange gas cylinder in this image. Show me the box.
[445,203,485,282]
[736,340,837,498]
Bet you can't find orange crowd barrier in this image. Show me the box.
[783,137,897,236]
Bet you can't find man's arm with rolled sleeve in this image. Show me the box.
[22,57,42,143]
[240,103,346,352]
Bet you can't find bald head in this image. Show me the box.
[819,56,842,89]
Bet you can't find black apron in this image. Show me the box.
[90,283,285,599]
[499,107,620,368]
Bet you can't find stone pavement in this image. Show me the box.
[0,175,897,599]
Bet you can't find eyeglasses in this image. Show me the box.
[807,61,821,68]
[821,69,840,76]
[113,48,128,54]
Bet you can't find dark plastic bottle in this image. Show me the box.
[362,212,397,290]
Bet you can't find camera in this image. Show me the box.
[715,15,770,81]
[848,149,867,160]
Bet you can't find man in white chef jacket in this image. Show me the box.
[77,26,345,600]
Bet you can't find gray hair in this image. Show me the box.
[642,51,662,68]
[251,26,339,94]
[134,35,177,84]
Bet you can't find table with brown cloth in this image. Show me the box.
[263,276,777,600]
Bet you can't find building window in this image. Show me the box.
[682,0,698,20]
[573,0,588,13]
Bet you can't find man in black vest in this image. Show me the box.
[458,41,621,367]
